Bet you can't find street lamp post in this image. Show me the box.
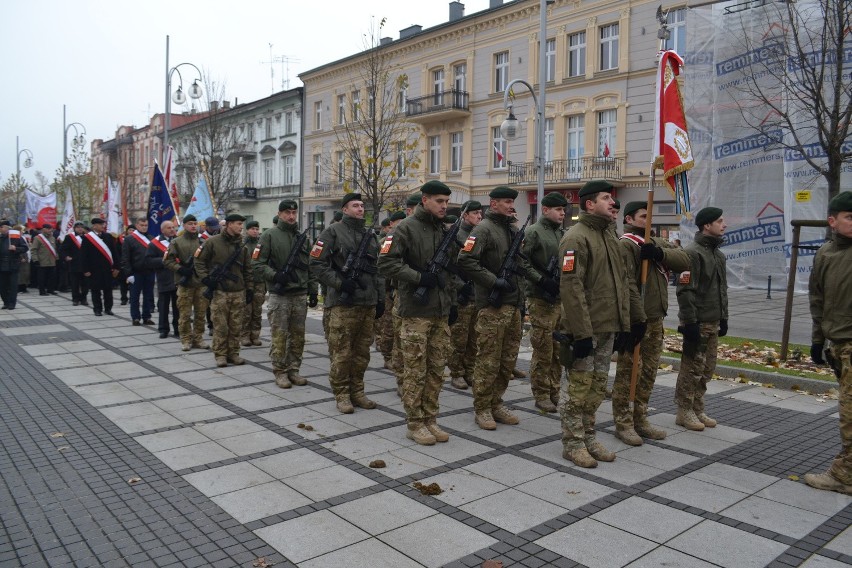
[16,136,34,181]
[163,35,203,164]
[62,104,87,170]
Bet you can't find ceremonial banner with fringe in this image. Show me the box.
[653,50,693,216]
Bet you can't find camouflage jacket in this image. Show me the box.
[677,232,728,324]
[810,233,852,343]
[194,231,253,293]
[252,221,317,295]
[164,231,204,288]
[522,216,563,301]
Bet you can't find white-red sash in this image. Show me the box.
[201,232,211,241]
[71,235,82,249]
[36,234,57,259]
[131,230,151,247]
[151,236,169,253]
[84,232,114,264]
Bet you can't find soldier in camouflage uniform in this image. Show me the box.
[389,193,422,394]
[612,202,690,445]
[164,214,209,351]
[674,207,728,430]
[448,201,482,390]
[241,220,266,347]
[559,180,646,468]
[522,192,567,412]
[457,186,530,430]
[310,193,383,413]
[195,214,254,367]
[379,181,457,445]
[806,191,852,496]
[253,200,318,389]
[375,211,405,368]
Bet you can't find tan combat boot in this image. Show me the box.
[615,428,643,446]
[676,409,705,431]
[406,425,436,446]
[425,420,450,443]
[492,406,520,425]
[351,393,377,409]
[241,337,252,347]
[475,410,497,430]
[451,376,468,390]
[803,472,852,496]
[289,373,307,386]
[251,333,262,347]
[181,341,191,352]
[227,355,246,365]
[550,392,560,407]
[274,372,292,389]
[193,339,209,350]
[512,368,528,379]
[535,398,557,413]
[587,440,616,462]
[336,395,354,414]
[564,447,597,468]
[215,356,228,368]
[635,420,668,440]
[696,412,717,428]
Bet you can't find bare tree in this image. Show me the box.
[728,0,851,205]
[55,138,97,220]
[327,17,422,217]
[0,174,30,223]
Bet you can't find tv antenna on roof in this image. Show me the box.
[260,44,302,94]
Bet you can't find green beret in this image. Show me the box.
[381,218,391,227]
[333,211,343,222]
[444,215,458,224]
[446,207,462,217]
[389,211,406,222]
[622,201,647,220]
[613,199,621,210]
[273,216,279,225]
[579,179,614,199]
[421,180,451,195]
[461,200,482,212]
[182,214,197,224]
[829,191,852,213]
[541,193,568,207]
[225,213,246,223]
[695,206,723,228]
[246,220,260,229]
[341,192,362,208]
[406,193,422,207]
[489,186,518,199]
[278,199,298,211]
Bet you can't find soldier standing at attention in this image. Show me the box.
[457,186,528,430]
[195,213,253,367]
[241,220,266,347]
[612,202,690,445]
[675,206,728,431]
[448,201,482,390]
[253,200,317,389]
[376,211,406,370]
[559,180,646,468]
[310,193,383,414]
[379,181,457,445]
[806,191,852,495]
[165,214,209,351]
[523,192,567,413]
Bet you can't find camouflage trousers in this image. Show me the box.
[675,321,719,413]
[391,296,404,389]
[448,303,477,380]
[176,286,208,344]
[375,288,394,360]
[400,317,451,427]
[210,290,245,358]
[528,297,562,402]
[612,318,665,430]
[327,305,374,399]
[472,305,522,413]
[561,333,615,451]
[829,340,852,484]
[241,283,267,341]
[268,293,307,376]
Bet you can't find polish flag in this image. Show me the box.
[493,143,504,164]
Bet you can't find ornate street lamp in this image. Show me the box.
[163,35,203,163]
[63,104,87,169]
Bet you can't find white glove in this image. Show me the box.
[126,275,135,285]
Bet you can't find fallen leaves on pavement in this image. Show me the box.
[253,557,274,567]
[127,476,142,485]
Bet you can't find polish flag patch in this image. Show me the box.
[310,240,325,259]
[562,250,575,273]
[679,271,691,284]
[380,235,393,255]
[252,243,262,260]
[462,236,477,252]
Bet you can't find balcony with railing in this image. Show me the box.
[405,89,470,123]
[230,187,258,201]
[507,157,624,185]
[311,182,345,198]
[257,185,299,199]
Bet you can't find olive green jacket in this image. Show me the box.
[309,215,382,308]
[194,231,253,293]
[810,233,852,343]
[620,224,690,320]
[559,212,645,339]
[677,232,728,324]
[31,233,58,267]
[252,221,317,295]
[377,204,455,318]
[164,231,204,288]
[522,217,564,301]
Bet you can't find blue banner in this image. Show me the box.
[147,163,176,238]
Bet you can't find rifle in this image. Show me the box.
[487,215,531,308]
[536,254,560,304]
[177,257,195,287]
[413,203,470,305]
[338,228,378,305]
[272,222,313,294]
[202,244,245,301]
[457,276,474,306]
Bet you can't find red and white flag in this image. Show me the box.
[58,190,75,242]
[164,145,181,218]
[653,50,693,215]
[25,190,56,230]
[603,142,611,158]
[493,143,504,165]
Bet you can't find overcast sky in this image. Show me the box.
[1,0,493,187]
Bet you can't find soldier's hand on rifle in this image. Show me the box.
[375,300,385,319]
[492,277,514,292]
[448,305,459,326]
[418,272,441,289]
[810,343,825,365]
[539,276,560,297]
[245,289,254,305]
[640,243,664,261]
[573,337,594,359]
[679,322,700,343]
[201,276,214,288]
[719,319,728,337]
[340,278,358,295]
[308,293,318,308]
[631,321,647,347]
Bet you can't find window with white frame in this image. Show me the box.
[396,141,407,177]
[665,8,687,54]
[351,91,361,121]
[244,161,255,186]
[352,150,361,186]
[285,112,294,134]
[264,158,274,186]
[544,118,555,162]
[337,151,345,182]
[454,63,466,92]
[492,126,507,169]
[314,101,322,130]
[337,95,346,124]
[368,88,376,118]
[451,132,463,173]
[265,117,274,139]
[566,115,585,173]
[494,51,509,92]
[600,23,619,71]
[545,38,556,82]
[568,31,586,77]
[429,135,441,175]
[246,123,255,141]
[283,155,295,185]
[433,68,445,106]
[313,154,322,183]
[597,109,617,157]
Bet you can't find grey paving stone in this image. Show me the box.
[721,495,829,539]
[459,488,567,533]
[135,428,211,453]
[353,446,446,479]
[212,386,272,403]
[660,430,737,455]
[216,430,293,456]
[801,554,852,567]
[74,383,143,406]
[321,432,406,461]
[211,481,313,524]
[285,416,360,440]
[667,520,789,568]
[516,471,616,511]
[260,405,330,428]
[463,454,557,487]
[112,412,184,434]
[419,470,507,507]
[75,350,127,365]
[534,518,657,568]
[255,510,369,564]
[251,448,338,479]
[183,462,274,497]
[625,546,719,567]
[770,395,835,414]
[617,444,699,471]
[192,417,266,440]
[824,524,852,556]
[151,394,219,411]
[756,479,852,516]
[95,361,153,380]
[377,514,497,567]
[153,441,237,470]
[409,435,495,463]
[463,422,553,446]
[232,395,290,412]
[299,537,425,568]
[283,464,375,501]
[648,476,750,513]
[52,368,114,386]
[592,497,703,543]
[36,353,87,369]
[99,402,162,421]
[330,489,437,535]
[2,323,69,335]
[686,463,779,494]
[333,408,403,429]
[167,404,234,423]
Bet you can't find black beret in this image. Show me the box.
[273,216,279,224]
[246,220,260,229]
[204,217,219,227]
[406,193,422,207]
[278,199,298,211]
[0,219,11,227]
[341,193,362,208]
[389,211,406,222]
[541,193,568,207]
[421,180,451,195]
[623,201,647,220]
[695,206,723,228]
[73,221,85,228]
[90,218,105,225]
[333,211,343,222]
[489,186,518,199]
[461,200,482,212]
[444,215,458,224]
[613,199,621,210]
[380,218,391,227]
[225,213,246,222]
[829,191,852,213]
[579,180,614,199]
[182,214,197,223]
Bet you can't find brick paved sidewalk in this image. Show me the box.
[0,293,849,568]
